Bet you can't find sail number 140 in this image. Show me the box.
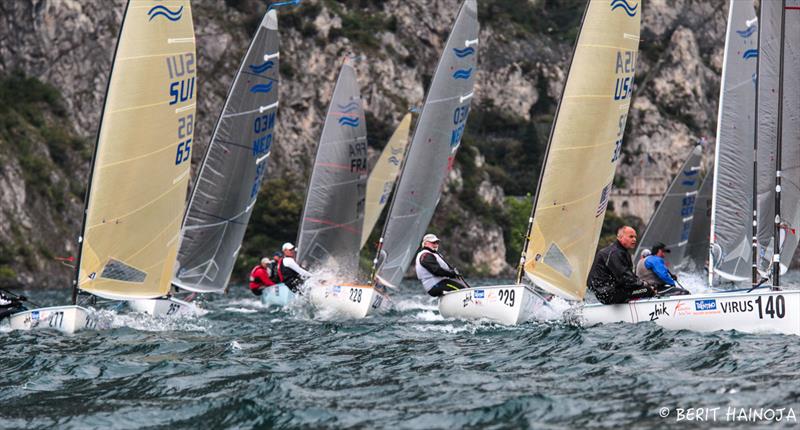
[754,295,786,319]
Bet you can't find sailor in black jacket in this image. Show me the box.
[587,226,655,304]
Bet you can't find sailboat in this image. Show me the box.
[439,0,640,324]
[582,0,800,335]
[129,7,281,316]
[9,0,197,333]
[370,0,479,297]
[276,57,379,316]
[633,145,703,268]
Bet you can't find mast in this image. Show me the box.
[751,1,764,288]
[772,0,787,286]
[72,0,131,305]
[515,0,591,285]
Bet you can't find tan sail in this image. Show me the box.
[360,113,412,249]
[78,0,197,300]
[523,0,641,300]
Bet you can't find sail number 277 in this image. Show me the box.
[175,114,194,165]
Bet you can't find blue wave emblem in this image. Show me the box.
[743,49,758,59]
[148,5,183,22]
[338,116,360,127]
[453,47,475,58]
[681,180,697,187]
[388,156,400,166]
[683,169,699,177]
[337,101,360,114]
[736,26,756,38]
[610,0,638,17]
[250,82,274,93]
[452,68,473,80]
[249,60,275,74]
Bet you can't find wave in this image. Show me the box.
[248,60,275,74]
[338,116,360,127]
[337,101,360,113]
[452,68,473,80]
[742,49,758,59]
[736,26,756,38]
[453,47,475,58]
[250,82,274,93]
[147,5,184,22]
[610,0,638,17]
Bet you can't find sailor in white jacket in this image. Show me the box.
[414,234,467,297]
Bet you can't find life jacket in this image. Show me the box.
[415,249,453,292]
[277,257,302,288]
[268,260,280,283]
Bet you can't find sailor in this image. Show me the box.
[587,226,656,304]
[640,243,689,295]
[277,242,312,293]
[248,257,276,296]
[414,233,467,297]
[0,290,26,322]
[634,248,652,279]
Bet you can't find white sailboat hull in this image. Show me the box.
[127,297,197,317]
[580,290,800,335]
[438,285,545,325]
[260,283,295,307]
[8,305,93,334]
[307,284,386,319]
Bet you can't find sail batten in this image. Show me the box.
[522,0,641,301]
[172,10,280,294]
[373,0,479,288]
[77,0,197,301]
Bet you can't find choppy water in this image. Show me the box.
[2,278,799,429]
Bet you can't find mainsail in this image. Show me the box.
[296,59,368,274]
[757,0,800,274]
[754,0,783,271]
[634,145,703,268]
[360,113,412,249]
[172,10,280,293]
[374,0,479,288]
[76,1,197,300]
[522,0,640,301]
[686,167,713,270]
[709,0,758,282]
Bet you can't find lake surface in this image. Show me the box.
[2,277,799,429]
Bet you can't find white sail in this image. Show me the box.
[173,10,279,293]
[360,113,412,249]
[709,0,758,282]
[522,0,641,301]
[634,145,703,269]
[77,1,196,300]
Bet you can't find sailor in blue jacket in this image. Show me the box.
[637,242,689,296]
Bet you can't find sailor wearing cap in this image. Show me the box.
[639,242,677,289]
[276,242,313,293]
[414,233,467,297]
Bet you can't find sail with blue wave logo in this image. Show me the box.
[753,0,800,277]
[373,0,479,289]
[634,146,704,269]
[521,0,641,300]
[76,0,197,301]
[296,58,368,274]
[709,0,758,282]
[172,9,280,294]
[361,113,412,249]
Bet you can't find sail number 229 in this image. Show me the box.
[175,114,194,165]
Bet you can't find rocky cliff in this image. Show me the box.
[0,0,728,288]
